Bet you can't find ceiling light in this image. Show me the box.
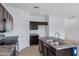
[34,5,39,9]
[72,16,76,18]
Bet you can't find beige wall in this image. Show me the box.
[48,15,65,39]
[65,17,79,40]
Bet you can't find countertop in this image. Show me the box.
[30,33,39,36]
[0,37,5,40]
[39,37,79,50]
[0,45,16,56]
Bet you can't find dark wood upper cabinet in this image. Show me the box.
[39,22,48,25]
[0,4,5,32]
[30,21,48,30]
[30,22,38,30]
[0,3,13,32]
[0,4,4,20]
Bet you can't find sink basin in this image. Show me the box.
[46,40,53,42]
[50,41,59,46]
[46,39,66,46]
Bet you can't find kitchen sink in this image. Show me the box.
[46,39,66,46]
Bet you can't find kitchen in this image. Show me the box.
[0,3,79,56]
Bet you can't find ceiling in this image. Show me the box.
[4,3,79,18]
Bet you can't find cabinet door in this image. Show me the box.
[30,36,39,45]
[56,48,71,56]
[9,15,13,22]
[6,11,9,19]
[3,9,8,20]
[43,43,48,56]
[48,50,56,56]
[30,22,38,30]
[0,5,5,32]
[39,40,43,53]
[0,5,3,20]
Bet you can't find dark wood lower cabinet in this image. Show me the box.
[43,43,48,56]
[39,40,71,56]
[43,43,56,56]
[56,48,71,56]
[30,35,39,45]
[39,40,42,53]
[48,50,56,56]
[11,46,16,56]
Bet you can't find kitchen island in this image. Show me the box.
[0,45,16,56]
[0,36,18,56]
[39,37,79,56]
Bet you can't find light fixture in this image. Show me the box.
[34,5,39,9]
[72,16,76,18]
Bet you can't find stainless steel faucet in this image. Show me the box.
[54,32,60,39]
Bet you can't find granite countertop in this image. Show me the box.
[39,37,79,50]
[0,45,16,56]
[30,33,39,36]
[0,37,5,40]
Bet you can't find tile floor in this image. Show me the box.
[19,45,41,56]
